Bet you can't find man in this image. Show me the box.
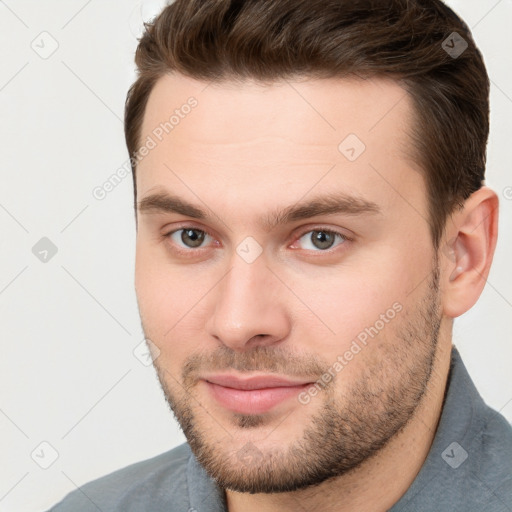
[48,0,512,510]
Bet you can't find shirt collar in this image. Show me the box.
[389,344,486,509]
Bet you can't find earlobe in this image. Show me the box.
[442,187,499,318]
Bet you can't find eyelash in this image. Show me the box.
[162,224,352,256]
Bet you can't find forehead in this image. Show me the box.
[136,72,423,222]
[140,72,414,145]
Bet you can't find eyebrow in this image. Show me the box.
[137,190,381,230]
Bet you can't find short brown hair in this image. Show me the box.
[125,0,489,250]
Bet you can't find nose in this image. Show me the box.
[205,253,291,351]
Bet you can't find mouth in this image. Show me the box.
[202,373,313,415]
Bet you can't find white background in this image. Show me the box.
[0,1,511,511]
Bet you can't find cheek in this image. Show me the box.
[301,263,405,341]
[297,252,424,377]
[135,244,185,338]
[134,245,214,362]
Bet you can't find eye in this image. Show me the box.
[293,229,349,251]
[167,227,214,250]
[163,226,350,255]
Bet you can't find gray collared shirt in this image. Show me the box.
[48,346,512,511]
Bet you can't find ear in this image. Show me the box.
[441,186,499,319]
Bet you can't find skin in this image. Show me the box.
[134,73,498,512]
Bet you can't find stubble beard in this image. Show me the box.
[150,266,442,493]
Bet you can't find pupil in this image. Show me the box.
[313,231,334,250]
[182,229,205,247]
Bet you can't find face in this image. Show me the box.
[134,73,443,492]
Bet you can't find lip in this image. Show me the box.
[202,373,313,415]
[204,374,312,390]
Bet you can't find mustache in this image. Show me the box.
[181,345,330,388]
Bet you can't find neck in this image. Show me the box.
[225,340,453,512]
